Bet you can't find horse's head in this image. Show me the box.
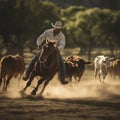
[40,39,57,63]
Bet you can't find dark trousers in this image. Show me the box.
[57,51,66,78]
[25,55,39,76]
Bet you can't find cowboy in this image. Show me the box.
[23,20,68,84]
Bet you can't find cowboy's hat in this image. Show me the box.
[51,21,64,29]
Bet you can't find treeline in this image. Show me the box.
[61,6,120,60]
[0,0,60,55]
[0,0,120,59]
[49,0,120,10]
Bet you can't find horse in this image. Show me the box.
[19,39,68,96]
[65,55,93,82]
[0,54,25,91]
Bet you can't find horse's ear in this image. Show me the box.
[46,38,56,45]
[46,38,54,43]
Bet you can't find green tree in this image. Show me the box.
[62,7,120,59]
[0,0,60,55]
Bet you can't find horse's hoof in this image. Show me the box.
[19,90,26,98]
[31,90,36,96]
[62,81,69,85]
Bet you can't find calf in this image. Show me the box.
[94,55,113,82]
[0,55,25,91]
[65,55,92,83]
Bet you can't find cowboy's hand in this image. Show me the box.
[32,45,42,55]
[32,48,40,54]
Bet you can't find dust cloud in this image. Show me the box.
[0,70,120,100]
[44,77,120,100]
[43,70,120,100]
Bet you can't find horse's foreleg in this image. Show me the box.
[23,76,34,91]
[39,79,51,95]
[39,75,54,95]
[19,72,35,95]
[31,78,44,95]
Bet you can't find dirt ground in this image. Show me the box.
[0,70,120,120]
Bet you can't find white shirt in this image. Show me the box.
[36,28,65,50]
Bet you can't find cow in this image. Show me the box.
[0,54,25,91]
[64,55,93,83]
[94,55,113,82]
[109,58,120,79]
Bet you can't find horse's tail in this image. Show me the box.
[57,54,68,85]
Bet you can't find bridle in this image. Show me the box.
[40,40,57,62]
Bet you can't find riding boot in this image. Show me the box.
[23,55,39,81]
[57,51,68,84]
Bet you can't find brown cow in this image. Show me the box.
[64,55,93,83]
[0,54,25,91]
[109,58,120,79]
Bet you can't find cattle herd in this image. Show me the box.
[94,55,120,82]
[0,54,120,93]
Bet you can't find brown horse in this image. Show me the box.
[19,39,68,96]
[0,55,25,91]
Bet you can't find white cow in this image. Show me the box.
[94,55,112,82]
